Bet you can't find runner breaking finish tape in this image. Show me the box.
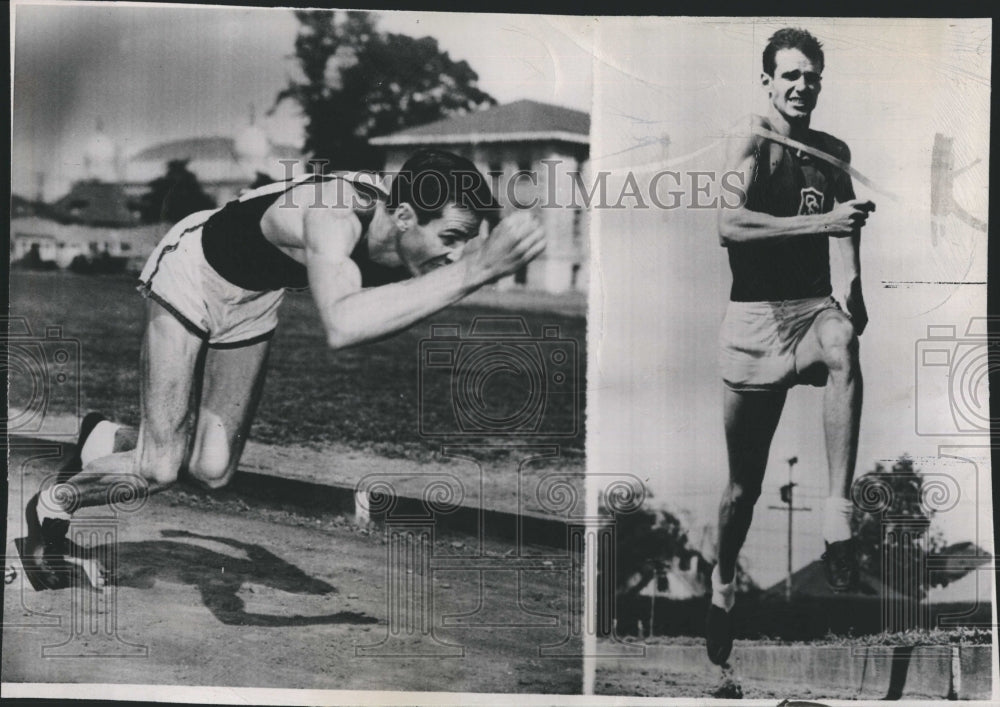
[749,123,900,202]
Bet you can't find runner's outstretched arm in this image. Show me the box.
[305,210,545,350]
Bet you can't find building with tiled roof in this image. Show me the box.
[12,117,306,273]
[370,99,589,147]
[123,131,304,206]
[10,179,155,270]
[372,100,590,293]
[48,180,141,227]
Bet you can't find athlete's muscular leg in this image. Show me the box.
[84,341,272,491]
[717,387,787,583]
[186,338,272,490]
[795,309,862,499]
[51,300,203,511]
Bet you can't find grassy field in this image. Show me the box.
[9,271,586,462]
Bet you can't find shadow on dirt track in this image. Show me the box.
[90,529,380,627]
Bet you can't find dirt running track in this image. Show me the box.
[3,443,582,695]
[595,664,858,700]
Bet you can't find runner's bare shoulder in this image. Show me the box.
[281,177,367,216]
[724,114,768,165]
[262,177,364,252]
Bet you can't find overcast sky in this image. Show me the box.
[11,3,594,200]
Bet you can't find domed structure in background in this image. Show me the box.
[11,109,306,274]
[122,106,305,206]
[83,118,121,182]
[234,105,271,162]
[11,116,159,270]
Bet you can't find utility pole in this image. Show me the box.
[768,456,811,602]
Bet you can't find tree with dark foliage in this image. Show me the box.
[139,159,216,224]
[248,172,274,191]
[273,11,495,170]
[597,498,754,637]
[851,455,946,600]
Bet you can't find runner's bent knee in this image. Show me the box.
[134,434,186,486]
[187,454,236,490]
[187,418,239,489]
[188,455,236,490]
[815,315,857,371]
[135,400,192,487]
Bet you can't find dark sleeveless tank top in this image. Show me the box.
[727,120,853,302]
[200,173,410,291]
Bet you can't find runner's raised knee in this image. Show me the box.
[816,315,857,371]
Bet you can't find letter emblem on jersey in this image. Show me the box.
[799,187,824,215]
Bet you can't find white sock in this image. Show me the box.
[80,420,120,467]
[37,486,72,522]
[823,496,854,543]
[711,564,736,612]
